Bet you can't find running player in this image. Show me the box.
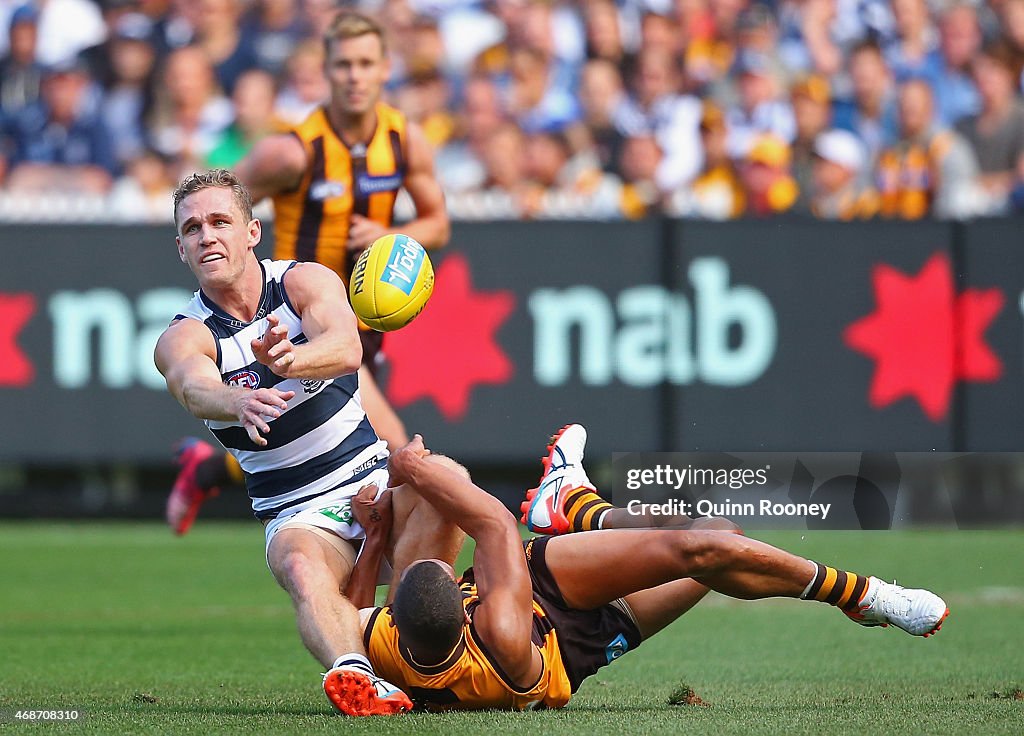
[168,11,448,535]
[351,429,948,711]
[155,170,461,716]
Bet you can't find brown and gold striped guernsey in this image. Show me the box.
[271,102,408,284]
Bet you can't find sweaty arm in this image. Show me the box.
[388,437,542,686]
[255,262,363,380]
[233,133,308,202]
[155,319,295,447]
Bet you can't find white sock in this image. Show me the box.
[332,653,374,675]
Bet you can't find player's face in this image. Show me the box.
[175,187,260,289]
[326,33,389,117]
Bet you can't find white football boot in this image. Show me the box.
[520,424,595,535]
[845,577,949,637]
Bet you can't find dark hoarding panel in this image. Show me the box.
[381,220,665,461]
[669,219,957,451]
[959,218,1024,450]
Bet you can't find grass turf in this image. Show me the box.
[1,523,1021,734]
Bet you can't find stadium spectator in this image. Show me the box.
[582,0,633,73]
[876,79,982,219]
[638,11,680,58]
[885,0,940,83]
[192,0,259,95]
[569,58,626,171]
[436,74,505,193]
[147,45,233,177]
[0,5,43,120]
[776,0,843,78]
[668,101,745,219]
[242,0,310,77]
[206,68,281,169]
[5,56,116,194]
[929,3,982,126]
[108,147,175,220]
[481,122,528,204]
[507,46,580,134]
[723,49,796,159]
[739,132,799,217]
[832,41,899,164]
[790,74,832,213]
[956,42,1024,213]
[684,0,744,87]
[615,46,702,192]
[147,0,200,57]
[617,134,663,219]
[100,13,159,166]
[807,128,879,219]
[273,39,328,125]
[731,4,791,83]
[395,69,457,149]
[79,0,143,90]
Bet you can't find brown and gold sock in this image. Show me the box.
[800,562,871,611]
[562,487,614,533]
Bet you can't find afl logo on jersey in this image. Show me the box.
[309,179,346,201]
[226,370,260,389]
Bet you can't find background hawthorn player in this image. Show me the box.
[167,11,448,535]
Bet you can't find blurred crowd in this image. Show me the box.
[2,0,1024,221]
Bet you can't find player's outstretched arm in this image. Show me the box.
[388,437,542,686]
[233,133,307,202]
[345,485,393,609]
[155,319,295,447]
[263,262,362,380]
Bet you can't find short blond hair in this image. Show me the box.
[172,169,253,228]
[325,12,387,55]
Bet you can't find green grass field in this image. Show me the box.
[1,523,1021,734]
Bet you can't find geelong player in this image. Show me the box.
[168,11,448,535]
[348,428,949,711]
[155,170,461,715]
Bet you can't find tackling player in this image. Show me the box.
[350,428,949,711]
[167,11,448,535]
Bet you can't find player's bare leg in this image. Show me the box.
[358,365,409,451]
[385,458,467,604]
[267,527,411,715]
[542,528,948,637]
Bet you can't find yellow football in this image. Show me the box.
[349,234,434,332]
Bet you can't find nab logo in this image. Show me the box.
[605,633,629,664]
[309,180,346,201]
[300,379,324,394]
[226,370,260,389]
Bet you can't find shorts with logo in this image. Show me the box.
[263,466,392,577]
[523,536,643,692]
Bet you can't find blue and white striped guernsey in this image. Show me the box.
[174,259,388,520]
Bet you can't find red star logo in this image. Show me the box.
[843,253,1003,421]
[383,254,515,420]
[0,293,36,387]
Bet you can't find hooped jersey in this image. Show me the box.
[271,103,408,283]
[173,259,388,519]
[364,580,573,711]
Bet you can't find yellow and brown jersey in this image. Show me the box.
[364,579,573,711]
[271,102,408,283]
